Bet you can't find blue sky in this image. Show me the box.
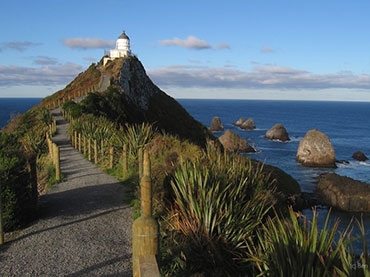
[1,0,370,100]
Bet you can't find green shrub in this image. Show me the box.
[0,133,38,231]
[62,100,82,119]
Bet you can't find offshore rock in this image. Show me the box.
[209,116,224,132]
[265,123,290,142]
[219,130,255,153]
[316,173,370,212]
[296,129,336,168]
[352,151,368,162]
[234,118,256,130]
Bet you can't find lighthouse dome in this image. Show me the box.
[118,31,130,40]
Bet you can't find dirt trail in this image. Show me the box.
[0,109,132,276]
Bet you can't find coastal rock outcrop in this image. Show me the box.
[352,151,368,162]
[296,129,336,168]
[209,116,224,131]
[316,173,370,212]
[265,123,290,142]
[234,118,256,130]
[219,130,256,153]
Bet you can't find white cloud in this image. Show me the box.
[147,65,370,90]
[159,36,211,49]
[0,63,83,86]
[62,38,115,49]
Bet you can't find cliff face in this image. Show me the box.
[101,56,215,147]
[117,57,156,110]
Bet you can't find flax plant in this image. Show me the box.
[247,207,365,276]
[163,151,276,276]
[120,123,156,158]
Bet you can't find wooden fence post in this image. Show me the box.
[88,138,92,161]
[53,143,60,181]
[46,133,53,160]
[0,182,4,246]
[101,140,105,159]
[132,149,159,277]
[138,147,143,180]
[109,145,114,169]
[78,133,82,153]
[94,139,98,164]
[122,144,128,175]
[74,131,78,149]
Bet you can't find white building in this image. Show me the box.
[103,31,131,65]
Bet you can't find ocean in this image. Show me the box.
[178,99,370,191]
[0,98,42,129]
[1,97,370,252]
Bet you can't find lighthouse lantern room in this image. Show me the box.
[104,30,131,65]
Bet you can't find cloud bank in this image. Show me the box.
[0,63,83,86]
[0,41,42,52]
[147,65,370,90]
[62,38,115,49]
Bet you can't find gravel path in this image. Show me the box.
[97,70,110,93]
[0,110,133,276]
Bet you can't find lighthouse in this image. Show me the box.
[104,30,131,65]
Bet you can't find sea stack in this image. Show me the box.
[265,123,290,142]
[209,116,224,131]
[296,129,336,168]
[234,118,256,130]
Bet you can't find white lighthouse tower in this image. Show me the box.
[104,30,131,65]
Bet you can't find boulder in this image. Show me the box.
[316,173,370,212]
[219,130,256,153]
[352,151,368,162]
[209,116,224,131]
[265,123,290,142]
[234,118,256,130]
[296,129,336,168]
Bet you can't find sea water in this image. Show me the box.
[178,99,370,190]
[0,98,42,129]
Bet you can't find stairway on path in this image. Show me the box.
[0,110,133,276]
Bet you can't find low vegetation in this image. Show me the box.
[0,106,54,231]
